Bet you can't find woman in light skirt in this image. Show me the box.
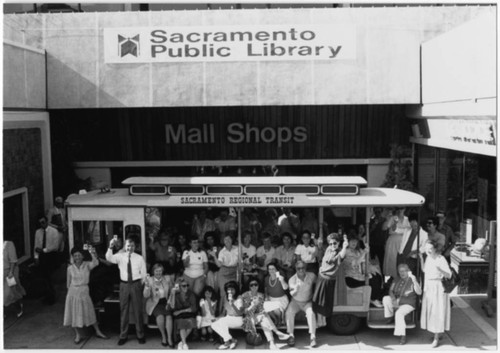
[63,246,107,344]
[420,240,451,348]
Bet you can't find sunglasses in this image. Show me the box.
[181,284,189,288]
[249,283,259,287]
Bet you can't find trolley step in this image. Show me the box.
[366,307,416,330]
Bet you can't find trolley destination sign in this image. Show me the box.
[104,24,356,63]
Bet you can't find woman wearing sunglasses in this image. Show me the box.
[312,233,348,328]
[169,278,197,350]
[241,279,289,349]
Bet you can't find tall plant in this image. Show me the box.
[381,143,415,191]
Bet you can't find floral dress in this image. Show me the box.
[241,291,269,334]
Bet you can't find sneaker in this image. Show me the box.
[229,339,238,349]
[218,341,231,350]
[178,342,184,350]
[183,343,189,350]
[371,300,383,308]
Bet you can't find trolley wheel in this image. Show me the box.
[327,314,362,335]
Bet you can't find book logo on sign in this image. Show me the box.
[118,34,140,57]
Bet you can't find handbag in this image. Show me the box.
[245,331,263,346]
[6,276,17,287]
[441,268,460,294]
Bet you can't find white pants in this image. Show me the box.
[211,315,243,342]
[256,313,278,342]
[285,299,316,336]
[382,296,414,337]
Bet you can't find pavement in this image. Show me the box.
[2,267,498,350]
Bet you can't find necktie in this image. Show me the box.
[127,254,133,283]
[42,229,47,249]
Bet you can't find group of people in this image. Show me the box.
[3,204,457,350]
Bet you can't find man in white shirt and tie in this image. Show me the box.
[106,235,147,345]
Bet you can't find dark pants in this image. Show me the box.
[119,280,144,339]
[39,252,59,303]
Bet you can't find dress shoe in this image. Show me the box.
[400,336,406,345]
[138,337,146,344]
[117,338,127,346]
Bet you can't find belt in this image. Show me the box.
[121,279,141,284]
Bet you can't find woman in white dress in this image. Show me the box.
[63,246,107,344]
[420,240,452,348]
[383,208,411,280]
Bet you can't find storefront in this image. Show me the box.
[3,4,496,259]
[409,11,496,241]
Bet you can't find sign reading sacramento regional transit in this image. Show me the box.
[104,25,356,63]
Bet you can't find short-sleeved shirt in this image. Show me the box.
[294,244,317,264]
[182,249,208,278]
[215,216,237,236]
[241,245,256,261]
[319,247,343,278]
[256,246,275,268]
[218,246,239,267]
[289,272,316,302]
[224,296,243,316]
[273,245,296,267]
[343,249,365,281]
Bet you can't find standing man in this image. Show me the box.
[436,210,456,262]
[106,235,147,345]
[285,261,317,348]
[397,213,428,275]
[214,209,237,242]
[46,196,67,263]
[34,216,62,305]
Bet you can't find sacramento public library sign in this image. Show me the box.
[104,25,356,63]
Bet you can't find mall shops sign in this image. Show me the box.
[104,25,356,63]
[166,122,307,147]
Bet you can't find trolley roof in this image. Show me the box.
[66,187,425,208]
[122,176,368,186]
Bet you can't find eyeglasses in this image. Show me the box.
[249,283,259,287]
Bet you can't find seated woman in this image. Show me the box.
[169,278,197,350]
[264,261,289,326]
[211,281,244,350]
[241,279,289,350]
[143,263,174,347]
[343,232,383,307]
[382,263,422,345]
[312,233,347,328]
[198,286,217,342]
